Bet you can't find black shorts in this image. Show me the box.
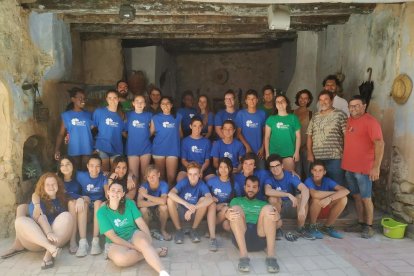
[177,203,195,221]
[232,223,266,252]
[178,163,216,178]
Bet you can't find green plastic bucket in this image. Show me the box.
[381,217,407,239]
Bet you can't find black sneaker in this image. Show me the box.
[189,228,201,243]
[174,229,185,244]
[297,227,316,240]
[361,225,375,239]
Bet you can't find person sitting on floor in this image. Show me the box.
[264,154,314,241]
[137,165,171,241]
[167,162,213,244]
[226,175,281,273]
[305,161,349,239]
[2,173,73,270]
[97,181,169,276]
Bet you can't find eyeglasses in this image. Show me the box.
[349,104,363,109]
[269,163,282,169]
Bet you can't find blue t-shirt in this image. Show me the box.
[29,199,67,224]
[214,109,238,127]
[76,171,108,202]
[181,136,211,165]
[64,179,82,200]
[178,107,197,136]
[235,109,266,154]
[264,170,302,201]
[125,111,152,156]
[141,181,169,197]
[61,110,93,156]
[207,176,234,204]
[93,107,124,155]
[197,112,214,136]
[233,169,270,201]
[304,177,338,192]
[211,139,246,168]
[174,178,210,205]
[152,113,182,157]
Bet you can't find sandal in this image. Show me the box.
[151,230,165,241]
[0,248,27,259]
[266,257,280,273]
[41,259,54,270]
[50,247,62,259]
[157,247,168,257]
[238,257,250,272]
[285,231,298,242]
[69,245,78,255]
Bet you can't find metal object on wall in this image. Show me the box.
[21,81,49,121]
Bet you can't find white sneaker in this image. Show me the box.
[75,238,89,257]
[90,237,102,255]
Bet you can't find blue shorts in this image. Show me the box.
[345,171,372,198]
[177,203,195,221]
[232,223,266,252]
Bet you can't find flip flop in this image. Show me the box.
[0,248,27,259]
[41,259,54,270]
[157,247,168,257]
[285,231,298,242]
[69,245,78,255]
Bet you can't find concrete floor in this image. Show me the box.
[1,227,413,276]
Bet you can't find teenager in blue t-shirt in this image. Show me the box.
[137,165,171,241]
[305,161,349,239]
[54,87,93,169]
[234,153,269,201]
[125,94,152,185]
[167,162,213,244]
[264,154,314,240]
[197,95,214,139]
[211,120,245,172]
[206,157,237,251]
[151,96,182,188]
[235,89,266,162]
[76,154,108,256]
[177,117,215,182]
[177,90,197,137]
[92,90,125,172]
[215,90,238,139]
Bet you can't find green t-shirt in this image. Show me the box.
[258,104,275,119]
[229,197,267,224]
[265,114,301,157]
[97,199,142,243]
[102,100,133,113]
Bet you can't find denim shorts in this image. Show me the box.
[97,150,120,160]
[231,223,266,252]
[345,171,372,198]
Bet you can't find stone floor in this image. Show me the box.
[0,228,413,276]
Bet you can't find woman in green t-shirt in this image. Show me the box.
[264,95,301,172]
[97,182,169,276]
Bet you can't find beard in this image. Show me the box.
[245,192,257,200]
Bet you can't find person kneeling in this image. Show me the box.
[167,162,213,244]
[226,175,281,273]
[305,161,349,239]
[97,182,169,276]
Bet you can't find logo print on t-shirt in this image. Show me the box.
[86,184,95,191]
[114,218,128,227]
[184,193,192,201]
[246,120,258,128]
[105,118,119,127]
[71,118,86,126]
[132,120,145,128]
[191,146,203,153]
[276,122,289,129]
[214,188,222,195]
[162,121,175,128]
[189,114,195,118]
[224,152,233,159]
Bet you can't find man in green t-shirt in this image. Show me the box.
[226,175,281,273]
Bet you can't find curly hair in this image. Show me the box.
[34,172,67,216]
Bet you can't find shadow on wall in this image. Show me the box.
[22,135,46,191]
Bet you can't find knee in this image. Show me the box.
[268,196,280,208]
[338,196,348,206]
[310,198,320,206]
[208,202,217,210]
[167,197,175,207]
[158,205,168,213]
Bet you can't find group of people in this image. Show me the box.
[1,75,384,275]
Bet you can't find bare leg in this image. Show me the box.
[81,155,89,171]
[326,197,347,226]
[68,200,78,252]
[128,156,140,185]
[192,198,209,229]
[309,199,322,224]
[77,201,88,239]
[228,206,248,258]
[167,198,181,230]
[362,198,374,225]
[108,243,145,267]
[257,205,279,257]
[139,154,151,183]
[50,212,74,247]
[353,194,365,223]
[102,158,110,173]
[268,196,282,213]
[132,231,166,273]
[176,171,187,183]
[282,157,295,172]
[93,200,103,237]
[207,202,217,239]
[140,207,150,225]
[158,205,170,239]
[1,204,28,257]
[296,195,308,228]
[166,157,178,188]
[153,157,166,183]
